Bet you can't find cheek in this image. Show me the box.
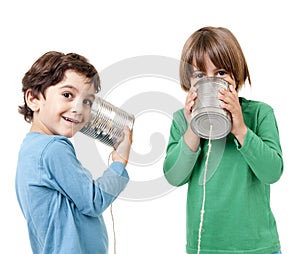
[190,79,195,87]
[190,78,198,87]
[225,76,236,88]
[83,109,91,123]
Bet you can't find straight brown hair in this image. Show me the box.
[179,26,251,92]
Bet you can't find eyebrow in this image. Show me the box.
[192,69,202,72]
[59,85,77,91]
[192,67,224,73]
[192,66,204,71]
[88,94,96,100]
[59,85,96,99]
[191,68,204,74]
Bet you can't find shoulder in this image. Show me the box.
[173,108,186,123]
[36,135,80,170]
[21,133,75,157]
[43,135,75,157]
[240,98,278,133]
[240,97,274,117]
[18,134,78,175]
[172,108,188,133]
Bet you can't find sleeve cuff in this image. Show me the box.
[234,128,253,151]
[109,161,126,175]
[181,136,202,155]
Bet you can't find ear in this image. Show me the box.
[25,89,41,112]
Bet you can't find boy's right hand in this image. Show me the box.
[183,86,200,152]
[184,86,198,124]
[112,126,133,166]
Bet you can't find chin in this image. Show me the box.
[60,130,77,138]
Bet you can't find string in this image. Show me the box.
[110,204,117,254]
[107,151,117,254]
[197,125,213,254]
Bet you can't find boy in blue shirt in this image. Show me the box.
[16,51,132,254]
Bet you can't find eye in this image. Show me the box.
[83,99,93,107]
[217,70,227,76]
[63,92,72,99]
[193,71,205,79]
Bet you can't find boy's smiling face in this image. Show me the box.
[29,70,96,137]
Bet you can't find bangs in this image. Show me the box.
[180,27,250,91]
[191,44,207,71]
[192,38,232,73]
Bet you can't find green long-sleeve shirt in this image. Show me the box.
[163,97,283,254]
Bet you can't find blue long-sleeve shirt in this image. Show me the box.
[15,132,129,254]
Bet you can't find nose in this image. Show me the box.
[206,72,215,78]
[72,99,83,114]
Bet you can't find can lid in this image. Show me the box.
[190,108,232,139]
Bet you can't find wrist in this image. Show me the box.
[112,151,128,166]
[110,161,126,174]
[184,126,200,152]
[233,126,248,146]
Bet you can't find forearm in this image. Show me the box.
[237,129,283,184]
[76,162,129,216]
[184,126,201,152]
[93,162,129,210]
[163,137,201,186]
[44,139,129,217]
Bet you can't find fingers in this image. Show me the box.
[123,126,133,144]
[218,85,239,112]
[112,126,133,166]
[113,139,131,166]
[116,126,133,150]
[184,87,198,123]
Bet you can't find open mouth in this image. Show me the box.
[62,116,80,124]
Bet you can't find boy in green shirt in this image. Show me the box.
[163,27,283,254]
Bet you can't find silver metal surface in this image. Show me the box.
[80,97,135,147]
[190,77,232,139]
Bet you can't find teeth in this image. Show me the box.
[64,116,79,124]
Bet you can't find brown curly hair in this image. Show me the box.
[19,51,101,123]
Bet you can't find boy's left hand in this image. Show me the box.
[218,85,248,145]
[112,126,133,166]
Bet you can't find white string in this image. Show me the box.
[108,151,117,254]
[110,204,117,254]
[197,125,213,254]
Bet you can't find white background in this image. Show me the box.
[1,0,299,253]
